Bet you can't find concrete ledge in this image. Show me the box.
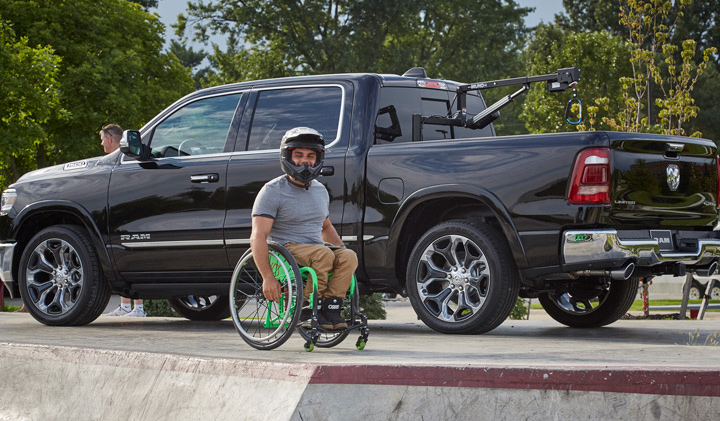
[310,364,720,397]
[2,342,719,420]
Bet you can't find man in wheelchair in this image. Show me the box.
[249,127,358,331]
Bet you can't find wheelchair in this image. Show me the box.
[229,242,370,351]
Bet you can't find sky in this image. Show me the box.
[152,0,566,61]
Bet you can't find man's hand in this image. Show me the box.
[251,216,281,301]
[262,277,282,302]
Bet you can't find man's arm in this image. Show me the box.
[321,217,344,247]
[250,216,282,301]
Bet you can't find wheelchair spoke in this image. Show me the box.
[229,246,301,350]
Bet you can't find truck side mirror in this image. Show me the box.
[120,130,150,160]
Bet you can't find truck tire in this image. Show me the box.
[688,279,705,300]
[538,277,639,328]
[711,283,720,300]
[18,225,110,326]
[168,295,232,321]
[406,220,519,334]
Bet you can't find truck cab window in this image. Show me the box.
[376,88,493,143]
[149,93,242,158]
[245,86,342,151]
[376,87,452,143]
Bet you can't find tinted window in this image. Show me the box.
[149,93,242,157]
[376,87,493,143]
[246,87,342,151]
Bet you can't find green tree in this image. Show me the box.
[177,0,531,83]
[169,39,211,89]
[0,0,194,185]
[129,0,158,11]
[556,0,624,34]
[177,0,532,134]
[603,0,717,136]
[0,19,63,191]
[521,25,631,133]
[554,0,720,139]
[558,0,719,64]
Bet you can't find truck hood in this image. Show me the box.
[13,152,117,185]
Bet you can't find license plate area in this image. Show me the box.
[650,230,674,251]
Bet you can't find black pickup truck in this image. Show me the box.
[2,67,720,334]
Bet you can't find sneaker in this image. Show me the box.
[322,297,348,330]
[106,306,130,316]
[127,307,147,317]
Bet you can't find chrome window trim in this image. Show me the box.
[120,91,247,165]
[120,83,346,164]
[247,83,346,150]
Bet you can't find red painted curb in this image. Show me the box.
[310,365,720,397]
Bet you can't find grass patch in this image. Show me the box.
[628,299,718,312]
[1,304,21,312]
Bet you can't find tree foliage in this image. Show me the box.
[521,25,631,133]
[554,0,720,139]
[0,19,63,189]
[558,0,720,64]
[0,0,194,190]
[177,0,532,85]
[557,0,624,34]
[524,0,717,138]
[603,0,716,136]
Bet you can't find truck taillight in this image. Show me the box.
[568,148,611,205]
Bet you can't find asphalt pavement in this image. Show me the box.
[2,296,720,420]
[2,297,719,367]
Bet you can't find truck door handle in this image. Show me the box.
[320,166,334,176]
[190,173,220,183]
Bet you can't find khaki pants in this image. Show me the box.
[284,243,358,299]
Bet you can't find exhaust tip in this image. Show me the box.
[708,261,718,277]
[610,263,635,280]
[693,261,717,277]
[622,262,635,280]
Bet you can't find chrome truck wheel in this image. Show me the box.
[19,225,110,326]
[406,220,519,334]
[538,277,639,327]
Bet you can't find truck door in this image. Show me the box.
[223,83,353,266]
[108,92,246,285]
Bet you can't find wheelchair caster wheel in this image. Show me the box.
[355,340,366,350]
[304,341,315,352]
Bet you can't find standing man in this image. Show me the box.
[99,124,123,154]
[250,127,357,330]
[101,124,146,317]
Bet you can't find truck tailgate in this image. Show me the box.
[609,132,718,228]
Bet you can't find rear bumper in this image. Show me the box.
[0,242,16,296]
[563,230,720,267]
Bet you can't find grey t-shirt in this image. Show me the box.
[252,175,329,245]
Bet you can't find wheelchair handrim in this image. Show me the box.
[230,250,296,343]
